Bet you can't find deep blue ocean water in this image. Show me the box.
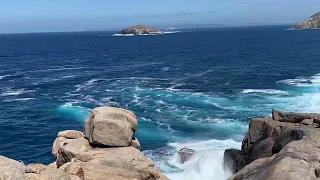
[1,26,320,179]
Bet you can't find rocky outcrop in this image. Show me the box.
[293,12,320,29]
[119,25,163,35]
[0,156,25,180]
[224,109,320,180]
[83,107,137,147]
[0,106,168,180]
[25,164,80,180]
[178,148,195,164]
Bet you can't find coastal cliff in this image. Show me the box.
[0,107,168,180]
[294,12,320,29]
[224,109,320,180]
[119,25,163,35]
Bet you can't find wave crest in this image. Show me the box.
[241,89,288,95]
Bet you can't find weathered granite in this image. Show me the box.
[83,107,138,147]
[0,106,168,180]
[225,110,320,180]
[0,155,26,180]
[55,106,168,180]
[294,12,320,29]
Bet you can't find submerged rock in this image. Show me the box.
[178,148,195,164]
[119,25,163,35]
[294,12,320,29]
[225,109,320,180]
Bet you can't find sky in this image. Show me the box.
[0,0,319,33]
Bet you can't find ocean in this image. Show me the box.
[0,25,320,180]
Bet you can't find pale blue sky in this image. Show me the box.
[0,0,319,33]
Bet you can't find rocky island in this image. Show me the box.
[293,12,320,29]
[224,109,320,180]
[117,25,163,36]
[0,107,168,180]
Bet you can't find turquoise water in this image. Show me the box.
[0,26,320,179]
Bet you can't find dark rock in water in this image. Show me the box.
[223,149,243,174]
[178,148,195,164]
[119,25,163,35]
[226,109,320,180]
[293,12,320,29]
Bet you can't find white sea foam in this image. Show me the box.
[61,75,76,79]
[277,74,320,87]
[164,31,181,34]
[26,67,86,73]
[241,89,288,95]
[267,92,320,113]
[0,75,14,80]
[112,34,134,36]
[57,103,90,122]
[1,89,35,96]
[161,67,170,71]
[3,98,35,102]
[144,139,241,180]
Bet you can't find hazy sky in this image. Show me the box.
[0,0,319,33]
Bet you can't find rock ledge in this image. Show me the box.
[224,109,320,180]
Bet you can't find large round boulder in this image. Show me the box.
[83,107,138,147]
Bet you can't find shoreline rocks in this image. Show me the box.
[224,109,320,180]
[0,156,25,180]
[0,106,168,180]
[293,12,320,30]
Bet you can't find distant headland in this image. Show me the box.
[293,12,320,30]
[114,25,163,36]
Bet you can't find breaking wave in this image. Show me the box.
[241,89,288,95]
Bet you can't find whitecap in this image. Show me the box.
[162,67,170,71]
[0,75,14,80]
[57,103,90,122]
[164,31,181,34]
[3,98,35,102]
[277,73,320,87]
[61,75,76,79]
[1,89,35,96]
[241,89,288,95]
[26,67,86,73]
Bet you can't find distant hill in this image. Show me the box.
[156,23,228,30]
[294,12,320,29]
